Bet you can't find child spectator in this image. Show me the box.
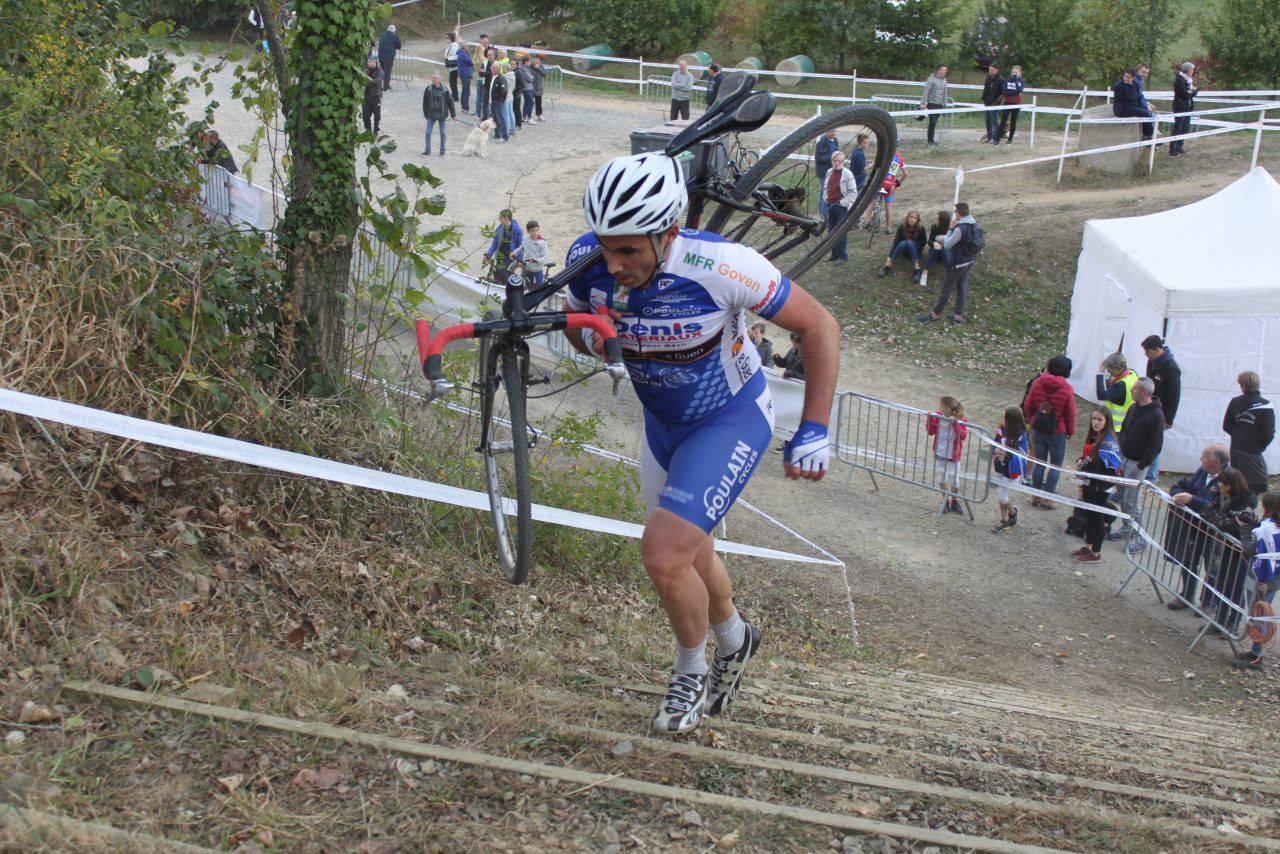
[1072,408,1122,562]
[918,210,950,288]
[878,210,927,281]
[927,396,968,514]
[749,323,773,365]
[1236,491,1280,670]
[521,220,549,287]
[991,406,1029,533]
[773,332,804,380]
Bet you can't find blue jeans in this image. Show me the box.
[826,204,848,260]
[492,102,508,139]
[504,100,516,131]
[889,240,921,264]
[1030,430,1067,494]
[984,108,1001,140]
[522,90,535,120]
[425,118,447,153]
[924,246,950,270]
[460,76,471,111]
[1144,451,1162,483]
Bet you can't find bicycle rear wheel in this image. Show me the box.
[705,105,896,280]
[481,338,534,584]
[866,202,883,249]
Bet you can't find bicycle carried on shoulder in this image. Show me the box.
[416,73,896,584]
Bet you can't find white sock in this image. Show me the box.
[712,610,746,656]
[674,641,708,675]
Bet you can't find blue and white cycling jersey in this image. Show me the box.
[563,228,792,425]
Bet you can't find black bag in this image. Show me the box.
[1032,399,1056,434]
[952,221,986,266]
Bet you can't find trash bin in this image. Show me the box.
[775,55,815,87]
[572,43,613,72]
[630,121,724,181]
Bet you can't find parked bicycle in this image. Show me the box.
[416,73,896,583]
[863,188,889,249]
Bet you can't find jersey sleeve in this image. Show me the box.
[562,232,603,311]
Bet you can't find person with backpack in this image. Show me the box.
[1022,355,1077,509]
[917,201,982,324]
[991,406,1030,533]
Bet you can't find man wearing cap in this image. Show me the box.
[980,62,1004,144]
[1170,62,1199,157]
[1142,334,1181,483]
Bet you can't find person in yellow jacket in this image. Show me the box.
[1095,352,1137,433]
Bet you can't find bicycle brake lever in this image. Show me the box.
[606,362,627,399]
[427,378,456,402]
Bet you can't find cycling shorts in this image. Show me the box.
[639,377,775,532]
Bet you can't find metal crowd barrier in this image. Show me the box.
[543,294,597,368]
[542,64,564,107]
[834,391,993,521]
[351,226,415,294]
[390,50,416,87]
[197,163,233,222]
[870,95,956,140]
[1119,482,1262,654]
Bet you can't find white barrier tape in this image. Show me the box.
[0,388,840,567]
[964,123,1248,175]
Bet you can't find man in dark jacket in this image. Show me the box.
[1112,69,1152,140]
[1141,334,1181,482]
[1163,444,1230,608]
[814,128,839,223]
[980,62,1004,143]
[705,64,722,109]
[1224,371,1275,495]
[199,130,238,174]
[361,58,383,135]
[378,24,401,92]
[421,72,456,156]
[1170,61,1198,156]
[1113,377,1163,552]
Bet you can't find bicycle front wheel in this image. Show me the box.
[481,340,534,584]
[705,105,896,280]
[867,203,883,249]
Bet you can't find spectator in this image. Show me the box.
[444,32,461,102]
[1072,408,1123,563]
[1208,469,1258,632]
[927,395,968,514]
[670,59,694,121]
[473,35,492,120]
[247,5,264,48]
[361,58,383,135]
[1170,61,1198,157]
[1113,377,1164,554]
[495,47,510,76]
[1023,354,1077,508]
[1224,371,1275,495]
[748,323,773,365]
[488,54,510,142]
[501,60,517,135]
[849,132,869,192]
[917,201,977,324]
[863,144,905,233]
[1141,334,1181,482]
[1095,353,1137,435]
[199,129,237,174]
[1235,491,1280,671]
[919,64,948,146]
[484,210,524,276]
[918,210,951,288]
[421,72,455,156]
[1112,68,1153,140]
[980,62,1004,143]
[878,210,927,280]
[517,56,537,126]
[1162,443,1230,607]
[1135,63,1153,113]
[530,55,547,122]
[991,406,1030,533]
[456,35,474,113]
[521,220,549,288]
[512,54,528,131]
[997,64,1025,145]
[377,24,400,92]
[814,127,839,223]
[705,63,722,108]
[822,150,856,267]
[773,332,805,380]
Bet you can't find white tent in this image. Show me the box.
[1066,166,1280,474]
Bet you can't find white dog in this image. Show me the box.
[461,118,495,158]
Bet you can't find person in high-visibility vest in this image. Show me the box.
[1095,352,1137,432]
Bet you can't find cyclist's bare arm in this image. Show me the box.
[766,283,840,428]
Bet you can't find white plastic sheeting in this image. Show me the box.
[1066,167,1280,472]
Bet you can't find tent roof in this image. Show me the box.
[1084,167,1280,294]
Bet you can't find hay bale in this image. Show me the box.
[1077,104,1143,176]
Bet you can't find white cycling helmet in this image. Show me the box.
[583,153,688,236]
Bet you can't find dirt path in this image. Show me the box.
[187,63,1280,715]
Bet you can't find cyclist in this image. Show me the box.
[563,153,840,734]
[864,144,905,233]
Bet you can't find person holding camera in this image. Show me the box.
[1205,469,1258,634]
